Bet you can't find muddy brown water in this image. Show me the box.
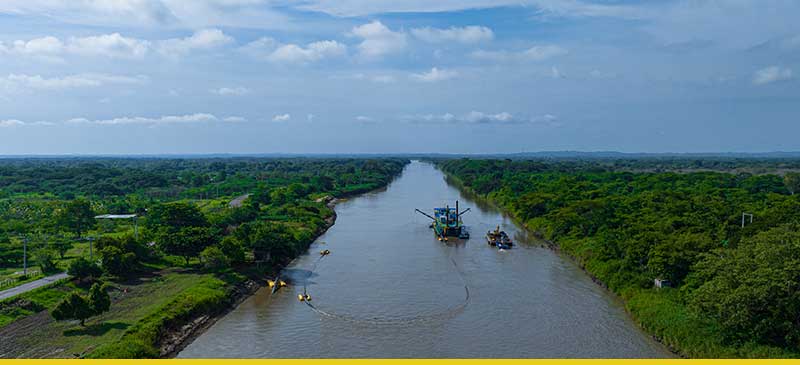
[179,161,672,358]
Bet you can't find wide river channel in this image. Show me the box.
[179,161,672,358]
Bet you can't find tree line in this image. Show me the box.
[439,158,800,355]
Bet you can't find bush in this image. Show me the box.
[68,257,103,280]
[99,246,137,278]
[35,249,59,274]
[200,246,229,270]
[51,292,94,326]
[51,282,111,327]
[218,236,246,264]
[88,282,110,315]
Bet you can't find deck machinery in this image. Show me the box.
[415,200,471,241]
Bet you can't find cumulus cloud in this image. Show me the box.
[471,45,567,62]
[67,113,220,125]
[272,113,291,122]
[241,37,346,64]
[212,87,250,96]
[753,66,793,85]
[350,21,407,60]
[0,73,147,93]
[1,33,150,60]
[66,33,150,58]
[411,26,493,44]
[268,41,346,63]
[2,30,232,60]
[404,111,558,125]
[223,116,247,122]
[410,67,458,82]
[156,29,233,57]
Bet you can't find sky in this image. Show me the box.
[0,0,799,155]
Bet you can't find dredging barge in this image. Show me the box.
[415,200,471,241]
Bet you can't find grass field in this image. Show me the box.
[0,269,229,358]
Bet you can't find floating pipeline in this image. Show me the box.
[298,252,471,326]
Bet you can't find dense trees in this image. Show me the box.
[439,158,800,352]
[57,199,95,238]
[51,282,110,326]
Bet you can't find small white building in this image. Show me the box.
[654,278,672,288]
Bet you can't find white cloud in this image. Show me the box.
[1,73,147,93]
[0,119,26,127]
[157,29,233,57]
[1,33,150,59]
[753,66,793,85]
[67,113,219,125]
[2,31,232,60]
[351,21,407,60]
[212,87,250,96]
[410,67,458,82]
[272,113,291,122]
[267,40,346,63]
[404,111,558,125]
[241,38,346,64]
[411,26,493,44]
[223,116,246,122]
[0,0,290,29]
[471,45,567,62]
[355,115,374,122]
[66,33,150,58]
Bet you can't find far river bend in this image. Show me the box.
[179,161,672,358]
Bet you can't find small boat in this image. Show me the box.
[486,226,513,248]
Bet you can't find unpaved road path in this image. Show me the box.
[229,194,251,208]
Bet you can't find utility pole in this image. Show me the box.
[89,236,94,260]
[22,236,28,276]
[742,212,754,228]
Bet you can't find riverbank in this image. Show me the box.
[160,196,342,358]
[438,164,797,358]
[440,169,685,356]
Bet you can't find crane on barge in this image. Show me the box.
[415,200,471,241]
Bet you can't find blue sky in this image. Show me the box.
[0,0,798,154]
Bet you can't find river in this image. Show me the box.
[178,161,671,358]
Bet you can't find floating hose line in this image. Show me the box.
[299,250,470,326]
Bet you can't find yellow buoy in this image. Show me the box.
[298,294,305,302]
[267,280,275,288]
[305,294,312,301]
[279,280,287,287]
[320,249,330,256]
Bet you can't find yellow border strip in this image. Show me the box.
[2,360,799,364]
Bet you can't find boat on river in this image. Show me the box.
[486,226,513,249]
[415,200,471,241]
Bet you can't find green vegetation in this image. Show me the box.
[52,282,110,326]
[0,157,407,358]
[439,158,800,358]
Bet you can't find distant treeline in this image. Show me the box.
[439,158,800,358]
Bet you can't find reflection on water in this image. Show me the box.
[179,161,672,358]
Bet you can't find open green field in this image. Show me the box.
[0,270,229,357]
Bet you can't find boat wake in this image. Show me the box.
[299,252,470,326]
